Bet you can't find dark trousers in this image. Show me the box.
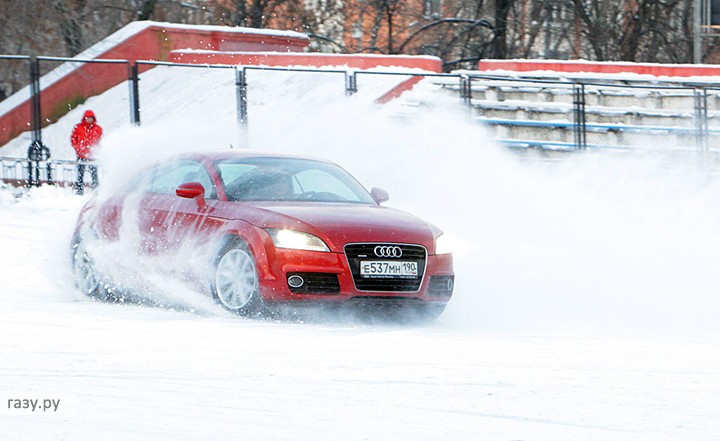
[76,159,98,195]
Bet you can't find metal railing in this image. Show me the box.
[0,156,80,187]
[462,72,719,152]
[2,54,720,186]
[1,55,129,186]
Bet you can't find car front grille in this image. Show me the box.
[344,243,427,292]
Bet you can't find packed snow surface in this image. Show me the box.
[1,66,720,440]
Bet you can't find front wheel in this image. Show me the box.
[415,303,447,322]
[212,240,264,316]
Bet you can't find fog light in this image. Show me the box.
[288,275,305,288]
[447,278,454,291]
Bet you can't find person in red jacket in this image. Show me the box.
[71,110,103,195]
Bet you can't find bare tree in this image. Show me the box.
[214,0,287,28]
[0,0,65,96]
[490,0,512,58]
[0,0,709,102]
[570,0,694,62]
[54,0,86,56]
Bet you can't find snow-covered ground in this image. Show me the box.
[2,66,720,440]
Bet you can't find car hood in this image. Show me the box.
[231,202,439,252]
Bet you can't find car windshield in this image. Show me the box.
[216,157,376,204]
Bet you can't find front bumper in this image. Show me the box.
[255,244,454,304]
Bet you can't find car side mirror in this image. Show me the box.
[176,182,207,210]
[371,187,389,205]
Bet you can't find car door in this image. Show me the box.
[143,160,222,253]
[93,166,154,244]
[129,164,173,254]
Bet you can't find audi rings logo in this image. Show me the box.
[374,245,403,258]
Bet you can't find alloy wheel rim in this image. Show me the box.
[74,244,99,295]
[215,249,258,310]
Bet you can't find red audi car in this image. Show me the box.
[71,150,454,319]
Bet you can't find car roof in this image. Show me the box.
[181,148,334,164]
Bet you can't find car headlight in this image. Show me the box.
[435,234,453,255]
[266,229,330,252]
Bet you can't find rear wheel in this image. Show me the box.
[212,239,264,316]
[70,233,111,301]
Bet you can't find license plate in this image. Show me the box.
[360,261,418,278]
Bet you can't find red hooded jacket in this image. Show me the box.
[71,110,103,160]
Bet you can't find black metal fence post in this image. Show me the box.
[236,67,248,128]
[27,56,51,186]
[129,63,140,126]
[29,57,41,144]
[573,82,587,149]
[28,56,40,186]
[236,67,249,147]
[460,74,472,107]
[345,71,357,96]
[694,87,709,152]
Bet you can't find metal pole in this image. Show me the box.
[694,87,709,152]
[460,74,472,107]
[236,67,249,147]
[129,63,140,126]
[345,71,357,96]
[236,67,248,128]
[695,0,704,64]
[29,57,42,145]
[28,56,42,186]
[25,56,53,187]
[46,162,53,185]
[573,83,587,149]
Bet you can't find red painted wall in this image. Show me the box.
[375,76,425,104]
[478,59,720,77]
[0,24,309,147]
[1,21,446,149]
[0,101,31,150]
[171,51,442,71]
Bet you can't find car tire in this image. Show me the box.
[70,233,112,301]
[211,238,264,316]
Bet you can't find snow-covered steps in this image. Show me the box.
[425,74,720,151]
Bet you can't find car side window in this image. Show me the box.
[149,161,216,199]
[122,167,155,193]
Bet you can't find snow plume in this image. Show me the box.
[75,186,225,315]
[236,75,720,337]
[43,66,720,336]
[72,110,237,315]
[72,119,225,312]
[442,152,720,338]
